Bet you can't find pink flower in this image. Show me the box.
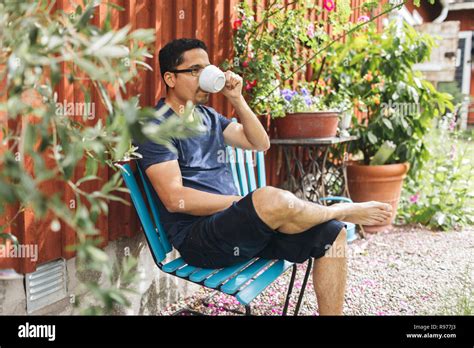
[323,0,335,11]
[245,79,257,91]
[307,23,315,39]
[358,15,370,23]
[242,61,249,68]
[450,144,456,160]
[448,118,456,131]
[409,193,419,204]
[232,18,243,30]
[362,279,375,287]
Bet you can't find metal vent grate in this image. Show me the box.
[25,258,67,314]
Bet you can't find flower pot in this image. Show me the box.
[347,161,410,233]
[274,111,339,139]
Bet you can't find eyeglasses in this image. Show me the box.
[169,65,209,77]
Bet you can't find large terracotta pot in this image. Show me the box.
[274,111,339,139]
[347,162,410,233]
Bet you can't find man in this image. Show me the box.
[136,38,392,315]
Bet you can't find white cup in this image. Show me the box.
[199,65,226,93]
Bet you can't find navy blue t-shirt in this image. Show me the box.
[135,98,239,249]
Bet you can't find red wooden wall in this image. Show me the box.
[1,0,385,273]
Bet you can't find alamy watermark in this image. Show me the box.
[216,148,257,167]
[380,100,420,118]
[0,242,38,262]
[18,322,55,341]
[55,99,96,120]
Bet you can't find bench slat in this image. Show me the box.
[204,258,257,289]
[162,258,186,273]
[189,268,218,283]
[256,151,266,188]
[220,258,273,295]
[245,150,257,191]
[176,264,198,277]
[121,164,166,263]
[236,260,293,306]
[226,146,242,196]
[235,147,249,196]
[137,166,172,254]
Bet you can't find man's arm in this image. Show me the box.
[146,160,242,216]
[221,72,270,151]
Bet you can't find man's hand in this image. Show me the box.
[219,70,270,152]
[221,70,243,102]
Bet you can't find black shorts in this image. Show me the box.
[177,190,347,269]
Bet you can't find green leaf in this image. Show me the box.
[129,28,155,43]
[108,290,130,306]
[86,245,109,263]
[75,58,100,79]
[382,118,393,130]
[76,2,99,29]
[24,123,36,152]
[76,175,100,187]
[0,233,19,246]
[95,45,129,58]
[85,156,99,177]
[367,131,377,144]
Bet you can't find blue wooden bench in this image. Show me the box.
[120,121,355,315]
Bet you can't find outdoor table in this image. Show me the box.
[270,136,359,205]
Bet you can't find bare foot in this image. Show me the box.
[331,201,393,225]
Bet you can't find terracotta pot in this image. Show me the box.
[274,111,339,139]
[347,162,410,233]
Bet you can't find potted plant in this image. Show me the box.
[223,0,381,136]
[324,20,454,232]
[273,85,352,138]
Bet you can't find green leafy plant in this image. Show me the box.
[0,0,202,314]
[397,120,474,231]
[225,0,435,119]
[224,0,382,118]
[325,20,454,172]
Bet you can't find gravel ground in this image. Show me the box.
[160,225,474,316]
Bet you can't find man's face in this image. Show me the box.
[166,48,211,105]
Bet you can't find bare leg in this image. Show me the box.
[251,186,392,234]
[313,227,347,315]
[250,187,384,315]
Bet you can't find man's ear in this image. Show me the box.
[163,72,176,89]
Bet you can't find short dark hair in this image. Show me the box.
[159,38,208,88]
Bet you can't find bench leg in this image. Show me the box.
[245,305,252,316]
[201,290,219,307]
[282,264,298,316]
[294,258,313,316]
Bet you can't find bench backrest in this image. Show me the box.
[120,118,267,264]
